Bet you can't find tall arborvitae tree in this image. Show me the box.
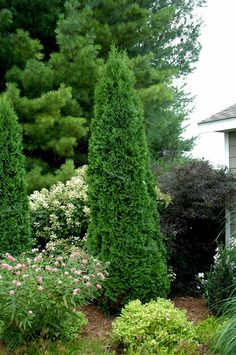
[0,96,31,255]
[87,49,170,311]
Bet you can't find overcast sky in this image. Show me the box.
[184,0,236,166]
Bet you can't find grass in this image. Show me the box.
[210,295,236,354]
[1,337,115,355]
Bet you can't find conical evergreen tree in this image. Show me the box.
[87,48,170,311]
[0,96,32,255]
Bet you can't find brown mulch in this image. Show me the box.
[172,296,212,323]
[82,297,211,342]
[81,304,114,342]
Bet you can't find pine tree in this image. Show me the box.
[87,49,170,311]
[0,96,32,255]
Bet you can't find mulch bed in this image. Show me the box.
[82,297,211,341]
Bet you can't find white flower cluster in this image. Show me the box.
[29,166,89,245]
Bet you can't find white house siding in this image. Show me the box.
[228,132,236,239]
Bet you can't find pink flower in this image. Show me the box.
[61,263,66,267]
[54,261,59,265]
[32,248,39,253]
[56,256,63,262]
[70,252,81,259]
[74,279,81,283]
[1,263,13,270]
[26,258,32,265]
[37,285,44,291]
[14,271,21,276]
[85,282,91,287]
[75,270,82,276]
[97,272,105,281]
[96,283,102,290]
[64,271,69,276]
[73,288,80,295]
[5,253,16,262]
[15,263,27,270]
[37,276,43,284]
[45,265,51,271]
[83,275,90,281]
[9,290,15,296]
[34,255,42,263]
[15,263,22,270]
[51,268,58,273]
[81,259,88,265]
[12,279,21,286]
[35,268,41,273]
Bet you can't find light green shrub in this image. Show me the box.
[29,166,89,246]
[60,311,88,341]
[195,316,223,350]
[112,299,199,354]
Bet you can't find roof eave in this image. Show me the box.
[198,117,236,133]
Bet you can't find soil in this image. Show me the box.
[82,304,114,342]
[82,297,211,342]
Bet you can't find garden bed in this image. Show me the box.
[0,297,213,354]
[82,297,211,342]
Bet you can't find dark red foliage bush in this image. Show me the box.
[156,159,235,295]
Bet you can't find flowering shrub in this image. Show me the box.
[112,299,199,354]
[204,240,236,315]
[155,186,172,214]
[0,244,107,348]
[30,166,89,247]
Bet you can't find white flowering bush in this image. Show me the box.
[0,244,107,348]
[204,240,236,315]
[30,166,89,247]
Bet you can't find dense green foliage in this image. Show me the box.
[5,83,87,193]
[0,0,205,190]
[112,299,199,354]
[157,159,234,295]
[204,243,236,315]
[0,96,31,255]
[87,49,169,311]
[0,244,106,348]
[30,166,88,247]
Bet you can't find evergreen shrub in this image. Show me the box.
[26,159,78,194]
[0,96,32,255]
[87,48,169,311]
